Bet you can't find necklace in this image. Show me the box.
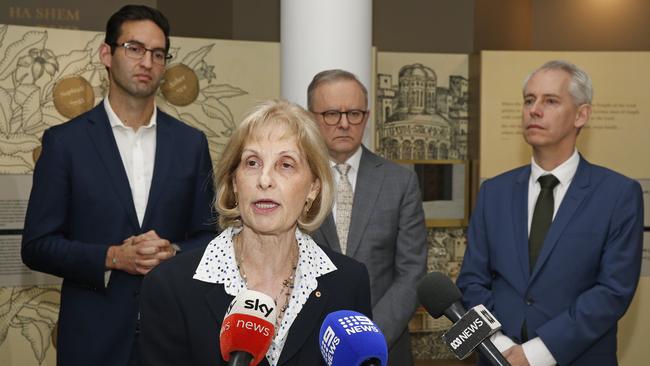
[234,234,299,327]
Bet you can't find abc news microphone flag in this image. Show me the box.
[442,304,502,359]
[220,289,277,365]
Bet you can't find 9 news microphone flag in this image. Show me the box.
[319,310,388,366]
[220,289,277,366]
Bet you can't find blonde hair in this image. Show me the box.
[214,99,333,233]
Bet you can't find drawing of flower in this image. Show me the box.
[15,48,59,84]
[197,60,216,83]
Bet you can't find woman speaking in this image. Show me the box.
[138,100,372,366]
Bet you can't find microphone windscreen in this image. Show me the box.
[319,310,388,366]
[417,272,463,318]
[220,289,277,365]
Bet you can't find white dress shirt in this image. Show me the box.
[492,149,580,366]
[331,146,362,225]
[103,99,157,286]
[104,98,157,226]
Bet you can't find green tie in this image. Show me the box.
[529,174,560,272]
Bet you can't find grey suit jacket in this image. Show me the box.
[312,146,428,361]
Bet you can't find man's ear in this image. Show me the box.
[574,104,591,129]
[99,43,112,69]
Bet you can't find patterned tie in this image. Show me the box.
[529,174,560,272]
[335,164,353,254]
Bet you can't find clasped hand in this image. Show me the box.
[111,230,176,275]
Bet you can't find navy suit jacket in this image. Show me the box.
[21,102,217,366]
[457,157,643,365]
[138,243,372,366]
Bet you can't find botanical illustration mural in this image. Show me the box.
[0,24,281,365]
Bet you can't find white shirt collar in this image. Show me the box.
[193,226,337,366]
[330,145,363,172]
[530,149,580,187]
[103,98,157,129]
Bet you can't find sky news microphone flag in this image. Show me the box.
[220,289,277,366]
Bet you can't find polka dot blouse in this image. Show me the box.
[193,226,337,366]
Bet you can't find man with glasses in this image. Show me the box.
[308,69,427,365]
[22,5,216,366]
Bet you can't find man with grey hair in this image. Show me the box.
[457,60,643,366]
[308,69,428,365]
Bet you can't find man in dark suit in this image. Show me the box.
[308,69,428,365]
[21,5,216,366]
[457,60,643,366]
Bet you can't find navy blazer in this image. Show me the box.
[457,157,643,365]
[21,102,217,366]
[138,242,372,366]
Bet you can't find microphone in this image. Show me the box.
[417,272,511,366]
[319,310,388,366]
[220,289,277,366]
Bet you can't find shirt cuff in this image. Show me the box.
[490,331,517,353]
[522,337,557,366]
[104,270,112,288]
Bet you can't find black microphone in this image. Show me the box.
[417,272,511,366]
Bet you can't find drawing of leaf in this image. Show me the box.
[43,49,92,98]
[34,301,59,324]
[179,112,217,138]
[10,116,23,134]
[181,44,214,70]
[0,133,40,154]
[0,154,31,174]
[201,84,247,99]
[0,288,11,344]
[156,98,181,120]
[202,97,235,129]
[22,86,42,130]
[14,84,39,106]
[42,109,65,127]
[0,25,7,49]
[0,86,11,135]
[0,317,8,344]
[84,33,104,57]
[0,288,10,313]
[0,30,48,81]
[18,316,52,364]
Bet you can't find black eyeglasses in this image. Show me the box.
[112,41,171,65]
[312,110,368,126]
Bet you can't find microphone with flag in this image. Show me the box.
[319,310,388,366]
[220,289,277,366]
[417,272,511,366]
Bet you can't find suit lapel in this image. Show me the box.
[346,148,384,258]
[277,286,327,365]
[318,214,342,253]
[205,284,234,326]
[513,167,531,279]
[531,157,591,281]
[142,110,171,229]
[86,103,139,230]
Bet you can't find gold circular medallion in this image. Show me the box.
[52,76,95,119]
[161,64,199,106]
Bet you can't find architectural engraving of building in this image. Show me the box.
[376,63,468,160]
